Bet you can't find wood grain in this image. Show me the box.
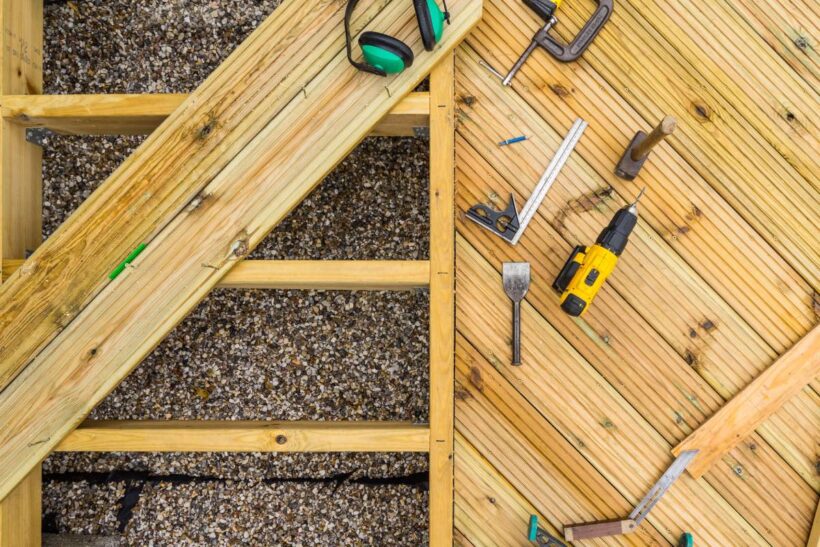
[674,326,820,478]
[4,258,431,290]
[428,54,456,547]
[0,0,382,389]
[55,421,430,453]
[0,0,482,503]
[0,466,40,546]
[0,92,431,137]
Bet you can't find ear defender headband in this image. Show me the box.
[345,0,450,76]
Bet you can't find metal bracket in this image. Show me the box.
[25,128,50,147]
[413,126,430,138]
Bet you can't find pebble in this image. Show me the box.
[41,0,431,542]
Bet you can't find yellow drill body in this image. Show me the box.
[557,244,619,316]
[553,189,645,317]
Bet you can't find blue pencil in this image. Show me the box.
[498,135,528,146]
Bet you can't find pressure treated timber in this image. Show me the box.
[55,421,430,453]
[455,156,816,542]
[0,0,477,392]
[219,259,430,290]
[0,0,42,263]
[810,501,820,547]
[428,54,456,547]
[0,467,40,547]
[0,1,42,541]
[455,241,784,545]
[4,258,431,290]
[674,326,820,478]
[548,0,819,285]
[456,40,818,489]
[0,0,482,505]
[0,92,431,137]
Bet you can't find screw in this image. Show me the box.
[276,435,287,445]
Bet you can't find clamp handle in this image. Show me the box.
[534,0,613,62]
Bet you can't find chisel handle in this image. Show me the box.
[512,300,522,365]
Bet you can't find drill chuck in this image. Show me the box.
[595,206,638,256]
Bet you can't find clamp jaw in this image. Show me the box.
[535,0,613,62]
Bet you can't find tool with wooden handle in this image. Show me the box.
[616,116,677,180]
[563,450,699,540]
[552,188,645,316]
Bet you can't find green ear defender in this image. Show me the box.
[346,0,450,76]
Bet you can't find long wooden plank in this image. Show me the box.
[0,0,425,390]
[0,2,43,542]
[428,54,456,547]
[0,466,40,547]
[0,0,42,264]
[456,151,817,542]
[0,92,431,137]
[479,0,818,286]
[0,0,482,504]
[455,42,818,488]
[4,258,430,289]
[455,239,772,545]
[219,259,430,289]
[55,420,429,453]
[674,326,820,478]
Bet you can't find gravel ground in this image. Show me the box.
[41,0,431,543]
[44,479,428,545]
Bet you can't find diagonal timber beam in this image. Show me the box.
[0,0,482,502]
[0,92,431,136]
[673,326,819,478]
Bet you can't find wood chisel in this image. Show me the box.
[503,262,531,366]
[466,118,586,245]
[563,450,699,541]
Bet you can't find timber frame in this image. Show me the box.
[0,2,457,544]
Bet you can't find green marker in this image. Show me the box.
[108,243,147,280]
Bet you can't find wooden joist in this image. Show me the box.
[0,0,482,503]
[428,54,456,546]
[0,92,431,137]
[4,259,430,290]
[0,1,43,540]
[674,326,820,478]
[55,420,430,453]
[0,467,40,547]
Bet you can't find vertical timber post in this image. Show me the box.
[0,0,42,267]
[0,1,43,545]
[428,54,455,546]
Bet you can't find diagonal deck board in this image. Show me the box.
[454,49,817,487]
[0,0,482,502]
[454,0,819,544]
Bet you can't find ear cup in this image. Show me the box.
[414,0,446,51]
[359,32,414,74]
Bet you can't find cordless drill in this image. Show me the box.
[553,189,645,317]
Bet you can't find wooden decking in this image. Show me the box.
[452,0,818,545]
